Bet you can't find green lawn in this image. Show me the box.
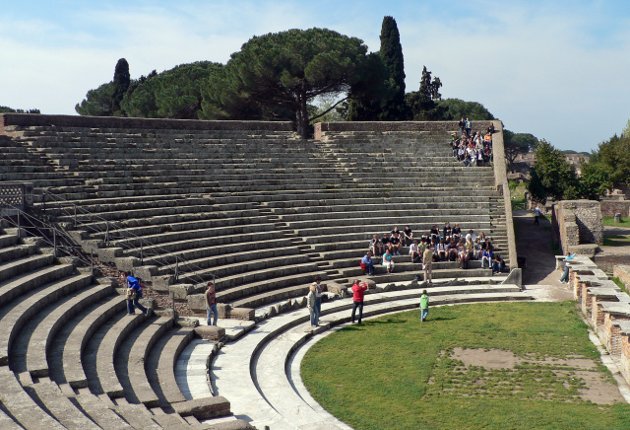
[301,302,630,430]
[603,216,628,227]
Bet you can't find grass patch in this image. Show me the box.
[603,234,630,247]
[509,180,528,211]
[603,216,629,227]
[302,302,630,430]
[613,277,629,295]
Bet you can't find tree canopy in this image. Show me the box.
[209,28,369,137]
[435,98,494,121]
[0,106,40,114]
[406,66,444,120]
[504,131,538,172]
[528,140,581,202]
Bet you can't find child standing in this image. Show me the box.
[420,290,429,322]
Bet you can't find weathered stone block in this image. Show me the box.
[169,283,196,300]
[187,293,206,312]
[173,396,231,420]
[229,307,255,321]
[194,325,225,341]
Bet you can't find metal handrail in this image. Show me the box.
[39,190,214,286]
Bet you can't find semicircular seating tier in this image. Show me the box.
[1,114,510,312]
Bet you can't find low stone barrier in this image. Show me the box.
[561,256,630,385]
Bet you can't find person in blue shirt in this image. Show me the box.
[361,251,375,276]
[126,273,150,316]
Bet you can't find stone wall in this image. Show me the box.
[314,121,463,138]
[600,199,630,217]
[0,113,294,132]
[562,256,630,386]
[553,200,603,255]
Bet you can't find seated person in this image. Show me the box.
[382,248,395,273]
[371,234,383,257]
[429,225,440,241]
[409,240,420,263]
[492,255,508,274]
[446,238,459,261]
[360,251,375,276]
[481,244,494,269]
[403,225,414,247]
[452,224,462,243]
[381,233,391,254]
[389,231,402,255]
[435,238,447,261]
[442,222,452,240]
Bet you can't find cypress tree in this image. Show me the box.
[112,58,130,115]
[379,16,407,120]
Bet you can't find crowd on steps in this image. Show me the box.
[451,119,496,167]
[361,224,508,276]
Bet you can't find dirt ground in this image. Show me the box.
[451,347,624,404]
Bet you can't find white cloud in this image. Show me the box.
[1,1,630,152]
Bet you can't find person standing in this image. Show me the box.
[534,205,543,225]
[423,245,434,284]
[351,280,368,324]
[307,284,317,329]
[205,281,218,326]
[559,253,576,283]
[420,290,430,322]
[314,276,323,325]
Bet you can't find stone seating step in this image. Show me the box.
[110,222,277,250]
[79,209,264,238]
[62,295,128,388]
[194,263,323,296]
[58,203,222,224]
[0,367,65,430]
[70,388,134,429]
[110,397,163,429]
[277,204,495,219]
[0,231,20,249]
[0,263,76,311]
[0,269,88,367]
[217,269,329,305]
[152,238,296,273]
[157,245,303,276]
[337,267,493,282]
[93,312,148,399]
[22,377,100,429]
[0,252,55,283]
[149,326,195,406]
[123,316,174,407]
[286,214,491,230]
[298,222,494,241]
[0,243,38,264]
[0,406,24,429]
[179,252,311,285]
[25,281,113,378]
[137,232,289,265]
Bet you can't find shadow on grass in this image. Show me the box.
[603,235,630,247]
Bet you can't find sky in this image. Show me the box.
[2,0,630,153]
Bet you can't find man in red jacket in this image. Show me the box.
[351,280,368,324]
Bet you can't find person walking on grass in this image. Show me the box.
[351,280,368,324]
[307,283,318,329]
[205,281,218,326]
[420,290,429,322]
[423,245,434,284]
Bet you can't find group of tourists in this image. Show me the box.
[452,120,495,167]
[362,224,509,277]
[306,277,431,327]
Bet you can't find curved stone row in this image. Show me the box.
[0,227,251,429]
[208,280,533,429]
